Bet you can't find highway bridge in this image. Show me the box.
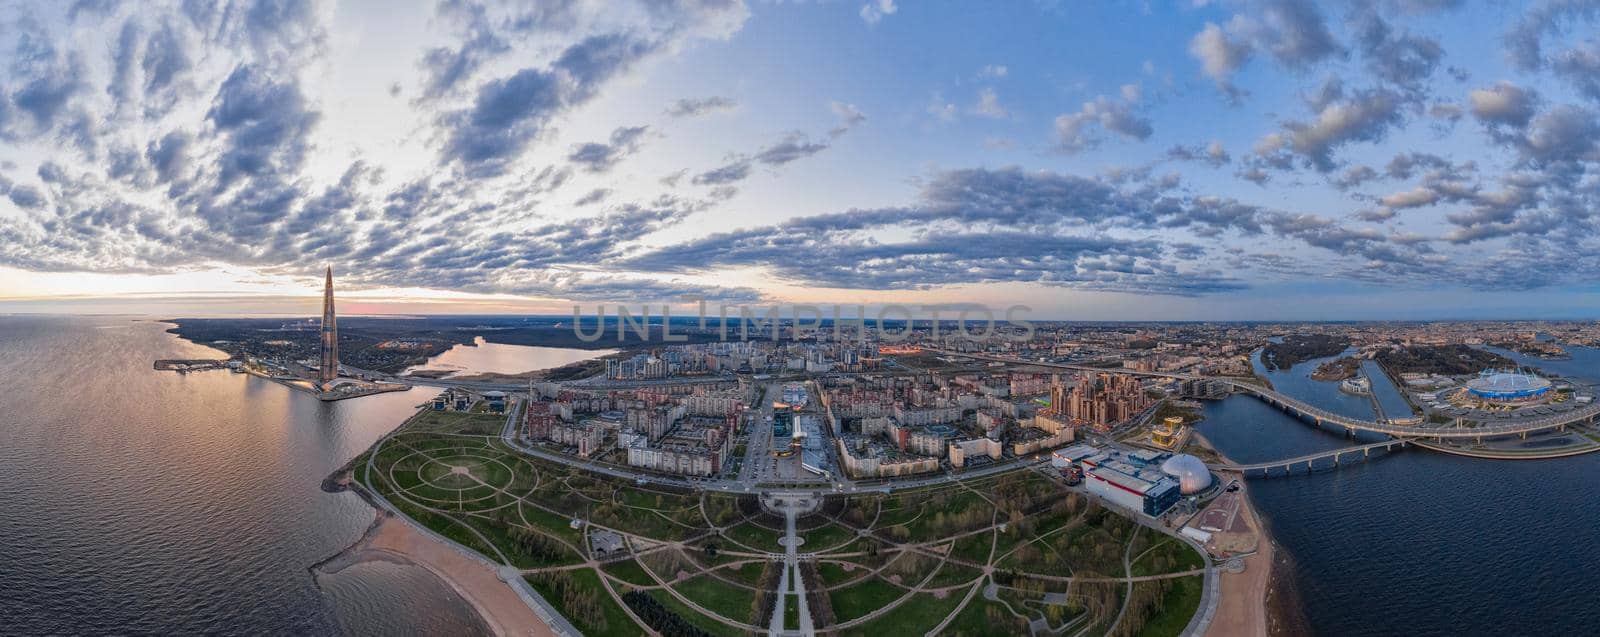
[941,351,1600,441]
[1208,439,1411,477]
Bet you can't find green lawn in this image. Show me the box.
[828,576,907,622]
[672,574,759,625]
[645,589,746,637]
[717,560,768,587]
[944,597,1031,637]
[1136,576,1203,637]
[949,530,993,564]
[601,558,656,587]
[724,520,785,552]
[924,559,984,588]
[800,523,857,552]
[839,589,969,636]
[1130,538,1205,577]
[817,561,867,588]
[525,568,638,637]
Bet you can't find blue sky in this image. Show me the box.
[0,0,1598,319]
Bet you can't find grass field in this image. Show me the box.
[352,405,1208,637]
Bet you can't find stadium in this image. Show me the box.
[1464,369,1552,403]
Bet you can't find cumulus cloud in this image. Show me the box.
[1469,81,1538,128]
[1352,11,1443,92]
[860,0,897,25]
[1054,87,1152,153]
[1167,141,1231,167]
[1189,22,1253,102]
[1253,87,1404,171]
[566,125,650,173]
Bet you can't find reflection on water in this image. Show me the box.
[1359,359,1413,421]
[0,316,475,635]
[404,336,615,377]
[1201,342,1600,636]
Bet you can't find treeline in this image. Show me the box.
[1110,579,1177,637]
[1261,334,1348,370]
[527,571,608,633]
[1375,344,1514,375]
[799,561,834,628]
[622,591,712,637]
[753,561,781,626]
[504,524,569,565]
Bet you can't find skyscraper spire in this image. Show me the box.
[319,266,339,385]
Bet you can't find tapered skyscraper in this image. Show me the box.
[319,266,338,385]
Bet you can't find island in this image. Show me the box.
[1260,334,1348,371]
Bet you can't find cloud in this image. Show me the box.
[416,0,510,99]
[1245,0,1344,68]
[1189,22,1253,102]
[205,65,320,187]
[628,166,1446,294]
[573,188,610,206]
[860,0,897,25]
[1167,141,1231,167]
[1518,104,1600,164]
[1252,87,1405,171]
[666,95,737,117]
[1054,88,1152,153]
[829,101,867,136]
[692,120,848,186]
[1551,40,1600,104]
[1352,12,1443,92]
[978,64,1008,79]
[7,184,45,209]
[1504,0,1600,71]
[1379,186,1440,208]
[566,125,650,173]
[1469,81,1538,128]
[972,88,1007,119]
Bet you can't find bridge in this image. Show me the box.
[1209,439,1411,477]
[940,351,1600,440]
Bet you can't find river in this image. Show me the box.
[403,336,615,378]
[0,316,487,635]
[1198,346,1600,635]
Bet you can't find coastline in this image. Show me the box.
[1189,431,1286,637]
[316,510,555,637]
[320,425,557,636]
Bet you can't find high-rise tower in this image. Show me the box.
[319,266,339,385]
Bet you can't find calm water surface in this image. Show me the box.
[0,316,487,635]
[403,336,614,377]
[1200,345,1600,635]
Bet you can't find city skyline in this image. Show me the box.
[2,1,1600,319]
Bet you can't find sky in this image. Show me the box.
[0,0,1598,320]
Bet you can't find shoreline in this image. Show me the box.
[319,417,558,637]
[1189,431,1287,637]
[315,509,555,637]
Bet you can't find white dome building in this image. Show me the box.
[1160,454,1213,495]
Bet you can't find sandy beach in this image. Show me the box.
[1189,432,1273,637]
[1203,498,1272,637]
[320,512,556,637]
